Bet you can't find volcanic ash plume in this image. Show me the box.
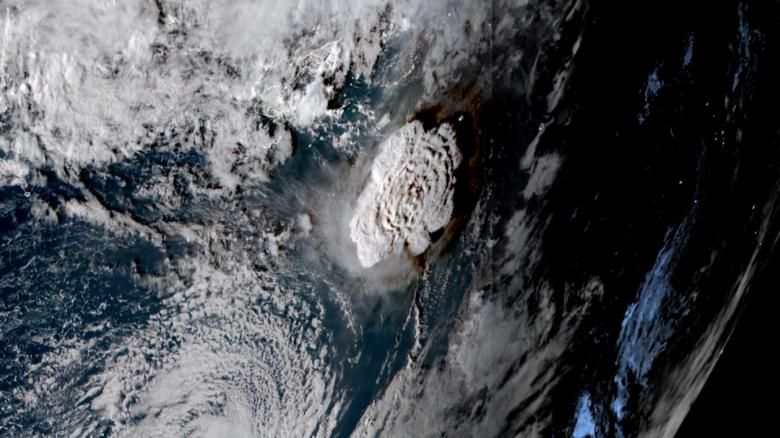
[349,121,461,268]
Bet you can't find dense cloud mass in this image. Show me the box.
[350,121,460,268]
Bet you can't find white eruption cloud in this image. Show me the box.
[349,121,461,268]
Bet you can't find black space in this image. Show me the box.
[677,253,780,437]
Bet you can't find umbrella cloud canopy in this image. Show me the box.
[350,121,461,268]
